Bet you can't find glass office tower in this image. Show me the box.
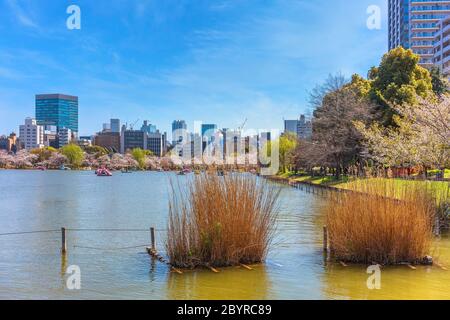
[35,94,79,134]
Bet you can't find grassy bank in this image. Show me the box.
[339,178,449,205]
[275,172,449,204]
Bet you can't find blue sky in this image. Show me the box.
[0,0,388,136]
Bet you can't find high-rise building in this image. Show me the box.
[58,128,72,147]
[141,120,157,134]
[0,136,8,151]
[43,126,58,149]
[433,15,450,77]
[19,118,44,150]
[35,94,79,135]
[284,120,298,136]
[102,123,111,132]
[94,131,121,153]
[201,124,217,151]
[147,131,167,157]
[298,115,312,140]
[119,125,167,156]
[172,120,188,157]
[110,119,120,133]
[201,124,217,137]
[284,115,312,139]
[388,0,450,66]
[388,0,410,51]
[120,128,147,154]
[0,133,18,153]
[172,120,187,142]
[187,133,202,161]
[94,120,121,152]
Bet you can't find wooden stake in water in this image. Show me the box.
[61,227,67,254]
[434,216,440,236]
[150,227,156,251]
[323,226,328,253]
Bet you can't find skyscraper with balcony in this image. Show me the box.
[433,15,450,77]
[389,0,450,66]
[35,94,79,135]
[388,0,410,51]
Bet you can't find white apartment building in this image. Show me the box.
[19,118,44,150]
[433,15,450,77]
[58,128,72,147]
[389,0,450,66]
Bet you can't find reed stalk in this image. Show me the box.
[325,180,437,265]
[166,173,279,268]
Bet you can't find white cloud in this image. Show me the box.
[6,0,38,28]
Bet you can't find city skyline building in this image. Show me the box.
[43,126,58,149]
[388,0,450,66]
[19,118,44,150]
[94,131,121,153]
[172,121,187,141]
[201,124,218,137]
[147,131,167,157]
[141,120,157,134]
[284,119,298,136]
[58,128,72,148]
[388,0,410,51]
[201,124,218,152]
[0,133,18,153]
[298,115,313,140]
[120,127,147,154]
[120,121,167,156]
[110,119,120,133]
[102,123,111,132]
[172,120,188,157]
[433,15,450,77]
[35,94,79,135]
[284,114,312,140]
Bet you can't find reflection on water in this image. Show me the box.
[0,170,449,300]
[166,265,271,300]
[322,234,450,300]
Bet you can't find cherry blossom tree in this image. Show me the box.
[97,155,111,168]
[0,151,14,168]
[46,153,68,169]
[12,150,38,169]
[160,157,175,171]
[82,153,98,168]
[355,96,450,173]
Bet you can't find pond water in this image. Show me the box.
[0,170,449,300]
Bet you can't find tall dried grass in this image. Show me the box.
[167,173,280,268]
[325,180,436,265]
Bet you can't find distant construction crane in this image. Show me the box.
[129,119,140,130]
[238,118,248,132]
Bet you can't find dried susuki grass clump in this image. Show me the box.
[326,181,436,265]
[166,173,279,268]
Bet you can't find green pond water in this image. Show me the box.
[0,170,449,300]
